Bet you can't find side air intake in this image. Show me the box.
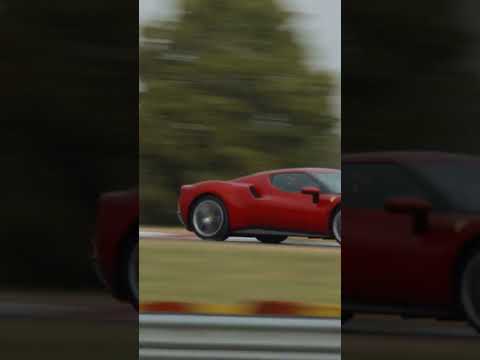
[249,185,261,198]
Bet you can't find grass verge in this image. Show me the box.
[140,239,340,305]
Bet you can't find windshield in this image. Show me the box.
[416,159,480,212]
[312,171,341,194]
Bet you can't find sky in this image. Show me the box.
[139,0,341,73]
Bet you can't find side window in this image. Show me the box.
[343,162,435,209]
[271,173,317,193]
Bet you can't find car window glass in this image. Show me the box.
[312,172,341,194]
[417,159,480,212]
[271,173,317,193]
[343,163,436,209]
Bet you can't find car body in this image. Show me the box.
[342,151,480,331]
[178,168,341,244]
[91,189,139,309]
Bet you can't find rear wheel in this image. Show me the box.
[191,195,229,241]
[256,235,288,244]
[460,251,480,333]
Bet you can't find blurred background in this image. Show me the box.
[343,0,480,155]
[1,0,137,289]
[139,0,341,225]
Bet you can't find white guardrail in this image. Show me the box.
[140,313,341,360]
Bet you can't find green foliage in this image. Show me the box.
[140,0,340,224]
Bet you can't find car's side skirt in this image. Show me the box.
[232,228,330,239]
[343,301,463,321]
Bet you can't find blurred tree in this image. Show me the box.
[342,0,480,154]
[140,0,340,224]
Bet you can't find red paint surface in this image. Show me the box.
[178,168,340,237]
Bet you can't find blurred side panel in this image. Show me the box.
[0,0,138,359]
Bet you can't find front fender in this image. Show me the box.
[93,189,139,287]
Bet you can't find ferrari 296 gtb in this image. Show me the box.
[177,168,341,244]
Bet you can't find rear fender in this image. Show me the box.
[179,181,258,230]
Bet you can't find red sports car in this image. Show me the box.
[342,152,480,332]
[91,189,138,309]
[177,168,341,244]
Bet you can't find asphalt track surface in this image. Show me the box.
[343,315,480,360]
[0,292,136,321]
[140,229,340,248]
[140,314,340,360]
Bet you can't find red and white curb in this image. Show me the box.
[140,301,340,318]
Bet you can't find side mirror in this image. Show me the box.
[301,186,321,204]
[384,197,432,233]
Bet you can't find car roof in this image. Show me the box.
[234,167,339,182]
[255,167,339,176]
[342,151,476,164]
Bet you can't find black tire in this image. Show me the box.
[460,251,480,333]
[330,208,341,245]
[256,235,288,244]
[190,195,229,241]
[119,232,139,311]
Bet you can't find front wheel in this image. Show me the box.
[191,195,229,241]
[460,251,480,333]
[256,235,288,244]
[120,233,138,311]
[331,209,341,245]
